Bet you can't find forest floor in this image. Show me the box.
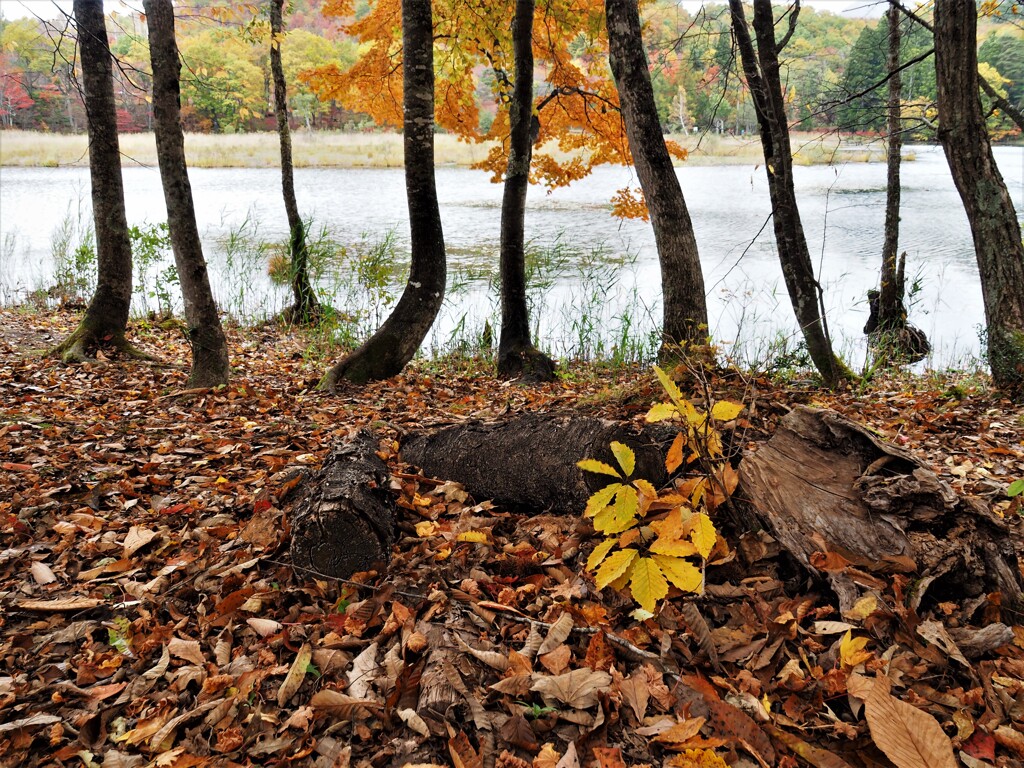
[2,307,1024,768]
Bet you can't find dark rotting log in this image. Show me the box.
[400,412,679,514]
[740,406,1022,611]
[290,430,396,579]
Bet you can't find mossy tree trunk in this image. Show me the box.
[144,0,230,388]
[51,0,143,364]
[605,0,709,358]
[877,4,904,334]
[320,0,446,388]
[270,0,321,325]
[496,0,557,382]
[935,0,1024,395]
[728,0,847,388]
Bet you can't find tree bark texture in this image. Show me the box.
[270,0,321,324]
[321,0,446,387]
[740,406,1022,613]
[290,431,396,578]
[53,0,134,362]
[878,4,903,333]
[497,0,556,382]
[144,0,230,387]
[401,413,678,514]
[605,0,709,354]
[935,0,1024,394]
[728,0,846,387]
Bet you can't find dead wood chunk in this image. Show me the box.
[400,413,677,514]
[948,624,1015,659]
[739,406,1021,606]
[289,430,396,579]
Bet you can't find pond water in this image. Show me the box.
[1,144,1022,367]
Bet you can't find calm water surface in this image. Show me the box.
[1,144,1022,366]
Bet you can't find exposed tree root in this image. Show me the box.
[497,344,558,383]
[49,328,162,365]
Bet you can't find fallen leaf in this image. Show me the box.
[531,668,612,709]
[277,643,312,707]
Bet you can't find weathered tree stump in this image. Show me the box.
[400,413,678,514]
[740,406,1022,611]
[289,430,396,579]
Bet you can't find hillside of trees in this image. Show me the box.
[2,0,1021,138]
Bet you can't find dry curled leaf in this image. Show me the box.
[537,613,574,656]
[277,643,312,707]
[531,668,612,709]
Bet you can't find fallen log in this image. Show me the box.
[289,430,396,579]
[400,413,678,514]
[739,406,1022,612]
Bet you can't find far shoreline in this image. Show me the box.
[0,128,894,169]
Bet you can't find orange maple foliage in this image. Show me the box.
[302,0,688,215]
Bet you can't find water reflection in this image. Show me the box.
[1,144,1021,367]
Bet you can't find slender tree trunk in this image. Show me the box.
[935,0,1024,394]
[605,0,709,357]
[270,0,321,325]
[143,0,230,387]
[320,0,446,388]
[878,4,903,332]
[51,0,143,363]
[497,0,556,381]
[728,0,846,387]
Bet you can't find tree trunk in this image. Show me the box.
[143,0,230,388]
[402,413,678,514]
[741,406,1022,613]
[321,0,446,388]
[605,0,709,357]
[290,431,397,578]
[270,0,321,325]
[728,0,847,388]
[878,4,903,333]
[497,0,557,382]
[50,0,139,364]
[935,0,1024,395]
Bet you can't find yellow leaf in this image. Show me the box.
[456,531,488,543]
[593,485,639,535]
[840,630,872,668]
[415,521,439,537]
[646,402,678,423]
[651,536,699,558]
[654,365,687,410]
[689,478,707,509]
[578,459,620,477]
[710,401,744,422]
[666,432,685,473]
[585,483,621,517]
[652,555,703,592]
[586,538,617,571]
[689,513,717,559]
[610,442,635,477]
[633,478,657,499]
[608,570,632,591]
[629,557,669,613]
[596,548,638,590]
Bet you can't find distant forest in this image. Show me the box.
[1,0,1021,139]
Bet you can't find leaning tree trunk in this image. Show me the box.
[320,0,446,388]
[51,0,141,364]
[728,0,847,388]
[496,0,557,382]
[270,0,321,325]
[605,0,709,357]
[144,0,230,388]
[935,0,1024,394]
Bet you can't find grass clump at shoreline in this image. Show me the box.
[0,129,885,169]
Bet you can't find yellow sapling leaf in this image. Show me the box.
[646,402,678,423]
[629,557,669,614]
[596,548,638,589]
[593,485,639,534]
[586,538,617,571]
[578,459,620,477]
[633,478,657,499]
[653,555,703,593]
[610,441,635,477]
[711,401,744,422]
[654,365,686,410]
[585,483,621,518]
[690,513,717,559]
